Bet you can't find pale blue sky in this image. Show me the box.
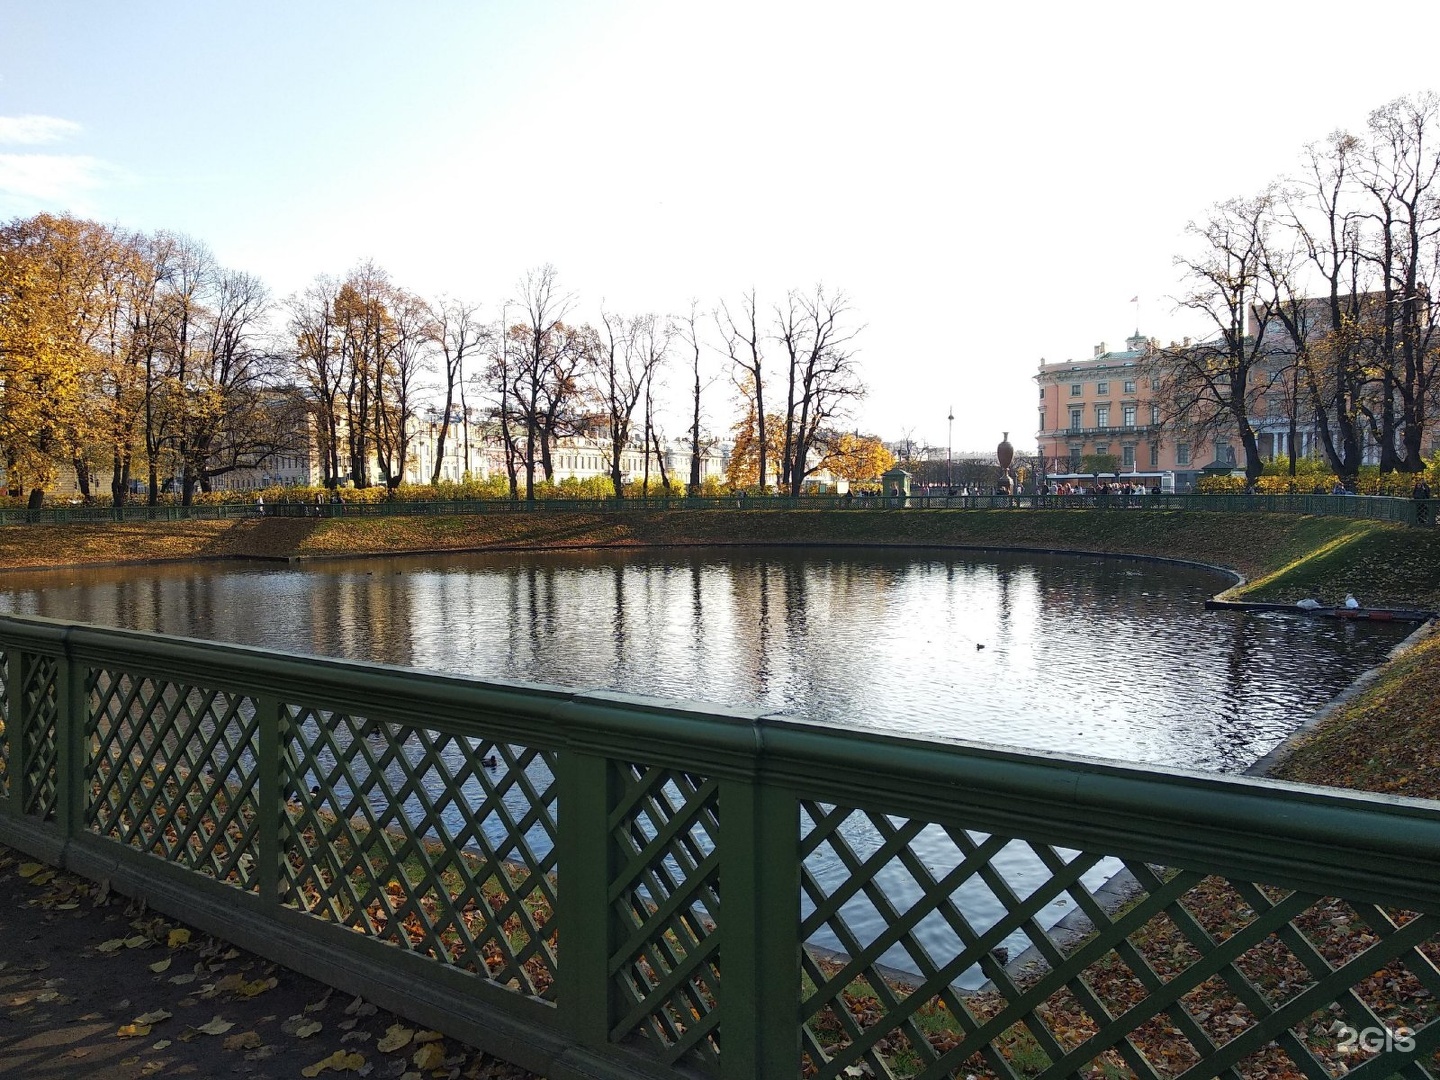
[3,1,1438,451]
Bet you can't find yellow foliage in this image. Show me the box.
[819,432,895,481]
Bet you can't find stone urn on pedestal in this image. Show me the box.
[996,432,1015,495]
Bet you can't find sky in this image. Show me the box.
[3,1,1439,456]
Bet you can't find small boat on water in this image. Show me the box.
[1204,599,1435,622]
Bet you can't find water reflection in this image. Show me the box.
[0,547,1409,771]
[1,547,1410,987]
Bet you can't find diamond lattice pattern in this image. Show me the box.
[607,763,721,1069]
[87,670,262,889]
[0,650,9,797]
[800,800,1440,1080]
[21,652,58,820]
[281,705,558,999]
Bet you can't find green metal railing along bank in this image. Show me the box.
[0,492,1432,526]
[2,616,1440,1079]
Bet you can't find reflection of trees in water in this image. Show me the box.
[0,550,1413,776]
[610,564,627,686]
[327,573,415,668]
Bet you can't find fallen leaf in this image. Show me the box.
[149,958,172,974]
[151,1040,171,1050]
[133,1009,172,1025]
[116,1023,152,1039]
[195,1016,235,1036]
[238,976,278,998]
[202,973,245,998]
[123,935,150,949]
[28,871,56,886]
[167,928,191,948]
[412,1043,445,1070]
[295,1020,323,1039]
[340,1030,371,1044]
[17,862,43,878]
[412,1030,443,1044]
[168,972,196,985]
[377,1025,414,1053]
[302,1049,367,1077]
[223,1031,263,1051]
[97,938,126,954]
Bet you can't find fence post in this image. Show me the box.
[556,748,620,1054]
[719,773,800,1079]
[53,630,84,839]
[256,693,282,907]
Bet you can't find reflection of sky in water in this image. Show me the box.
[0,548,1409,985]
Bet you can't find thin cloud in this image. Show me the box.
[0,114,83,146]
[0,153,120,207]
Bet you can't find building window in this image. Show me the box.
[1177,443,1191,466]
[1096,405,1110,428]
[1122,405,1137,428]
[1069,408,1082,431]
[1068,446,1082,471]
[1123,380,1136,394]
[1150,403,1160,425]
[1039,409,1046,431]
[1150,443,1159,468]
[1039,387,1046,399]
[1070,383,1082,396]
[1096,443,1111,456]
[1122,445,1136,468]
[1151,377,1161,391]
[1096,381,1109,395]
[1223,444,1236,466]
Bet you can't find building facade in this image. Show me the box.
[1034,329,1367,492]
[1035,332,1213,490]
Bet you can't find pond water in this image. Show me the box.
[0,546,1407,772]
[0,547,1408,986]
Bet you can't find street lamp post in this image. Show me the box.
[947,407,954,492]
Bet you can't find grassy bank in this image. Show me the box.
[0,506,1420,574]
[1270,627,1440,799]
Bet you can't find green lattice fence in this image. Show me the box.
[0,615,1438,1080]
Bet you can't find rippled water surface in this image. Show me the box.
[0,546,1409,772]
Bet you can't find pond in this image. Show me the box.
[0,546,1407,773]
[0,547,1407,986]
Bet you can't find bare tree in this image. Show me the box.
[511,266,576,500]
[1270,134,1372,485]
[1358,92,1440,472]
[286,275,346,489]
[374,288,434,492]
[428,296,488,484]
[179,268,290,499]
[676,300,717,491]
[596,310,669,497]
[717,289,768,491]
[1153,195,1281,485]
[773,286,864,495]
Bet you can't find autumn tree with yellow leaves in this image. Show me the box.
[0,213,302,507]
